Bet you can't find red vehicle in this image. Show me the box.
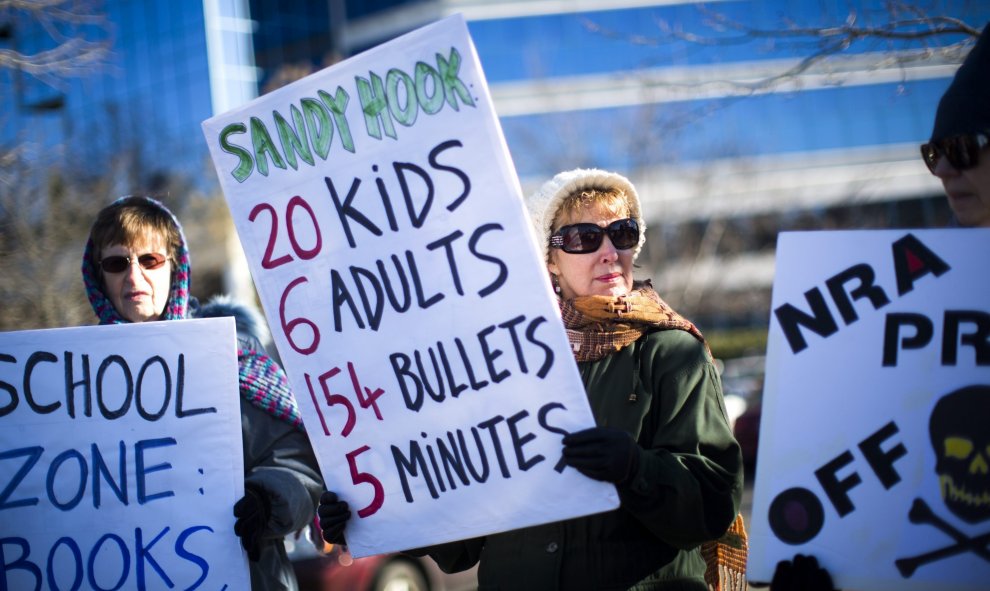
[732,400,761,475]
[288,537,478,591]
[721,355,765,476]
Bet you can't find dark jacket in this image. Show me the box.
[198,297,324,591]
[417,328,743,591]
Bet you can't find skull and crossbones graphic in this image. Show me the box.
[895,384,990,577]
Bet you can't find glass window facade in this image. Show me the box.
[347,0,419,20]
[4,0,985,330]
[4,1,214,183]
[248,0,334,92]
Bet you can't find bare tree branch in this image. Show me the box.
[572,2,977,327]
[581,2,980,94]
[0,0,112,82]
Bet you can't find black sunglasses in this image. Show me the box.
[549,218,639,254]
[920,132,989,174]
[100,253,169,274]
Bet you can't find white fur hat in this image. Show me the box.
[526,168,646,264]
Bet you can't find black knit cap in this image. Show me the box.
[932,22,990,140]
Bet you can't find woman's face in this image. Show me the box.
[100,235,172,323]
[548,202,635,300]
[932,143,990,228]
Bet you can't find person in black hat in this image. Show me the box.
[766,23,990,591]
[920,22,990,228]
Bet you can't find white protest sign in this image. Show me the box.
[0,318,247,590]
[748,229,990,591]
[201,14,618,558]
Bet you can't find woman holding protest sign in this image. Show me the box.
[82,195,323,591]
[318,168,746,590]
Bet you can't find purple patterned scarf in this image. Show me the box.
[239,348,303,429]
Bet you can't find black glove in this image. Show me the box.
[318,490,351,545]
[233,484,271,562]
[771,554,836,591]
[561,426,641,485]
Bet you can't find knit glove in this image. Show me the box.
[233,484,271,562]
[771,554,836,591]
[318,490,351,545]
[562,426,641,485]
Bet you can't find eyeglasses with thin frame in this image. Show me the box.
[99,253,170,274]
[920,132,989,174]
[549,218,640,254]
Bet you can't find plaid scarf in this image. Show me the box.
[560,282,747,591]
[701,514,749,591]
[559,282,706,362]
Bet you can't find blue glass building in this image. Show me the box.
[3,0,987,339]
[226,0,990,337]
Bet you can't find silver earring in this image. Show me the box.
[551,273,561,294]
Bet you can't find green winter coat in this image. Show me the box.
[417,328,743,591]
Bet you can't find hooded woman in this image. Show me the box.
[319,168,746,590]
[82,195,323,591]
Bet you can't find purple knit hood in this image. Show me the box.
[81,196,191,324]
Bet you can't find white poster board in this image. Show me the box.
[749,229,990,591]
[201,14,618,558]
[0,318,247,590]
